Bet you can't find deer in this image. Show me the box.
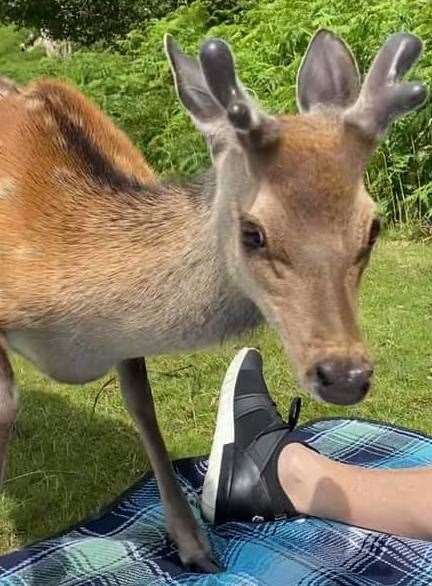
[0,29,427,571]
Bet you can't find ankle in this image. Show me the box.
[277,443,327,515]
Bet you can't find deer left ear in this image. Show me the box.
[297,29,360,112]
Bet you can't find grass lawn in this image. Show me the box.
[0,23,431,556]
[0,238,430,553]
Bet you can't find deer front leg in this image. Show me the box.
[0,340,18,486]
[118,357,218,573]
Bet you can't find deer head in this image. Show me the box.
[165,30,427,405]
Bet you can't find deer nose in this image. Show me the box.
[311,358,373,405]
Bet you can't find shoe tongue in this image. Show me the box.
[256,396,303,439]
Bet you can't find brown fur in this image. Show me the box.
[0,79,375,378]
[0,80,169,329]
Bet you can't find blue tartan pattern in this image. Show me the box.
[0,418,431,585]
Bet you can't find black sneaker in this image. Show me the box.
[201,347,311,525]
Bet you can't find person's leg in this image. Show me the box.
[278,443,432,540]
[201,347,302,524]
[202,347,432,540]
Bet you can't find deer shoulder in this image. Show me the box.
[0,77,158,330]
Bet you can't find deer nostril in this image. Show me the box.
[347,366,373,387]
[315,362,335,387]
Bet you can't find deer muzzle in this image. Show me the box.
[306,356,373,405]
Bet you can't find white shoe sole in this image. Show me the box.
[201,347,256,524]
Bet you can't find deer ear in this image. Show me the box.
[297,29,360,112]
[164,34,223,133]
[345,32,428,139]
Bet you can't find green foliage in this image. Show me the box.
[200,0,256,26]
[0,0,190,45]
[1,0,431,224]
[0,25,45,83]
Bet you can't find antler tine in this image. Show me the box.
[199,37,279,143]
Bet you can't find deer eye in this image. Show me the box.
[241,220,266,250]
[368,217,381,247]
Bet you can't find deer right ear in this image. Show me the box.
[164,34,224,134]
[297,29,360,112]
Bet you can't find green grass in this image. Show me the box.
[0,238,430,553]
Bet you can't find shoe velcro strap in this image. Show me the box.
[234,393,277,419]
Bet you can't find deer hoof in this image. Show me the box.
[185,554,219,574]
[169,518,220,573]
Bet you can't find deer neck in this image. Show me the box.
[87,171,261,356]
[3,171,261,382]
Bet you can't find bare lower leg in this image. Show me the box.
[278,443,432,540]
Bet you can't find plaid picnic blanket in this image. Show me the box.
[0,418,431,585]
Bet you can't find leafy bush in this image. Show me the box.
[7,0,432,225]
[0,0,190,44]
[200,0,256,26]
